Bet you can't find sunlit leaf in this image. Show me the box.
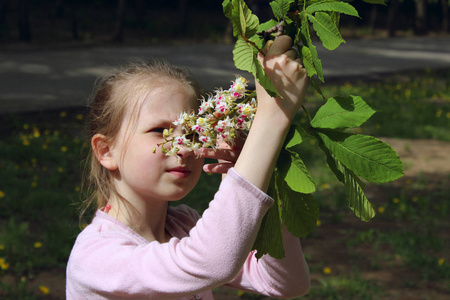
[307,12,345,50]
[306,1,360,18]
[311,95,376,129]
[317,131,404,183]
[270,0,295,21]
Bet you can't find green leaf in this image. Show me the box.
[284,150,316,194]
[285,125,304,149]
[270,0,295,21]
[282,189,319,237]
[300,13,324,82]
[300,46,317,78]
[258,19,279,32]
[307,1,360,18]
[334,158,376,221]
[232,0,259,39]
[307,12,345,50]
[253,173,284,259]
[222,0,232,19]
[232,37,255,73]
[311,95,376,129]
[315,133,345,183]
[317,130,404,183]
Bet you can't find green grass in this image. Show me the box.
[0,69,449,299]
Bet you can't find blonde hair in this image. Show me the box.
[80,59,201,222]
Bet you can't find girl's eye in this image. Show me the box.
[148,127,166,134]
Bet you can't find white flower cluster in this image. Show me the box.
[157,76,257,158]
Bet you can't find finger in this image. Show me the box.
[285,48,298,60]
[197,148,239,162]
[203,162,234,174]
[266,35,293,57]
[262,40,274,55]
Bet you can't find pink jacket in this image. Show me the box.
[66,168,309,299]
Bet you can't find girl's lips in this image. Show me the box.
[167,167,191,178]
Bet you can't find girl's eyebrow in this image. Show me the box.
[141,118,174,128]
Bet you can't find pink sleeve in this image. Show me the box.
[226,225,310,298]
[66,168,273,299]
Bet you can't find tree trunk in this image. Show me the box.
[414,0,428,35]
[18,0,31,42]
[112,0,126,42]
[442,0,449,33]
[387,0,400,37]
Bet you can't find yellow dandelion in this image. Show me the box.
[322,267,332,275]
[0,190,4,198]
[393,198,400,204]
[23,123,30,130]
[0,258,9,270]
[0,245,4,250]
[34,242,43,248]
[316,220,322,226]
[33,128,40,138]
[31,181,38,188]
[378,206,385,213]
[61,146,68,152]
[438,258,445,266]
[74,186,81,192]
[38,285,50,295]
[237,290,245,296]
[57,167,64,173]
[76,114,84,120]
[22,139,30,146]
[404,89,411,99]
[60,111,67,117]
[322,183,330,190]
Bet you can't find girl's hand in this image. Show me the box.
[198,133,246,175]
[256,35,308,122]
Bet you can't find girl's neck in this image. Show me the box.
[107,197,170,243]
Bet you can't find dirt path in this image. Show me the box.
[380,138,450,177]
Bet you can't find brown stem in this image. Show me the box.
[257,21,284,41]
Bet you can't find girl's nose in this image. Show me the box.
[176,145,192,159]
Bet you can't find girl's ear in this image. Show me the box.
[91,134,118,171]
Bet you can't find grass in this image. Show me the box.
[0,68,449,299]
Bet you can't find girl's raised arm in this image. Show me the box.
[233,35,308,192]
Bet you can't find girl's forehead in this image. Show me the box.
[138,82,198,119]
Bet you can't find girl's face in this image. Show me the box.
[111,80,204,204]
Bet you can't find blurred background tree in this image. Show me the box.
[0,0,448,45]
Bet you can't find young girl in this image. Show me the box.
[66,36,310,299]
